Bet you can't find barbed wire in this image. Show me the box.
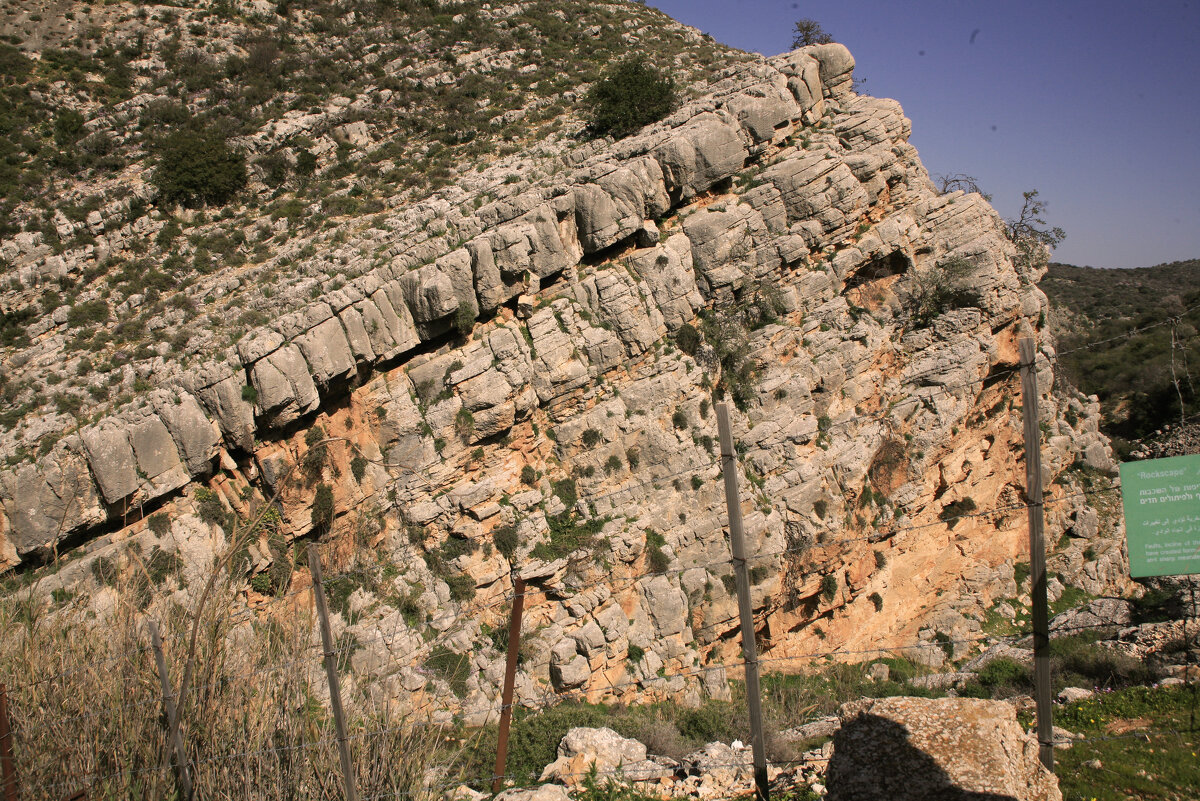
[13,597,1195,798]
[1053,302,1200,358]
[3,478,1126,715]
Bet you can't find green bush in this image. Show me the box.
[311,483,335,532]
[552,478,578,508]
[676,701,738,744]
[902,257,981,328]
[255,151,291,187]
[195,487,230,531]
[427,645,472,697]
[646,541,669,573]
[1049,632,1158,691]
[976,656,1030,692]
[453,301,475,336]
[454,407,474,441]
[147,513,171,537]
[153,128,248,207]
[91,555,119,587]
[493,524,518,559]
[939,497,977,529]
[819,574,838,601]
[54,110,86,147]
[501,703,610,784]
[302,426,328,483]
[675,323,700,356]
[583,57,676,139]
[67,299,110,328]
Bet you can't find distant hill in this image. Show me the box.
[1040,258,1200,454]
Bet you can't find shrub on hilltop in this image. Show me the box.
[584,57,677,139]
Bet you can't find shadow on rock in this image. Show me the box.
[825,698,1059,801]
[827,714,1016,800]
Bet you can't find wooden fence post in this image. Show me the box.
[492,576,526,793]
[308,548,359,801]
[0,682,16,801]
[148,619,193,800]
[716,403,770,801]
[1019,337,1054,772]
[1188,578,1197,732]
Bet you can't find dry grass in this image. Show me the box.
[0,554,459,801]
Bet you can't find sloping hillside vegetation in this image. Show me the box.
[1041,259,1200,454]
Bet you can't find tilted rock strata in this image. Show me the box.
[0,42,1122,720]
[1,44,869,564]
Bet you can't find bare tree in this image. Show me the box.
[792,18,833,48]
[935,173,992,202]
[1005,189,1066,276]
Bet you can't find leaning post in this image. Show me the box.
[1019,337,1054,772]
[148,619,193,800]
[309,548,360,801]
[716,403,770,801]
[491,575,527,793]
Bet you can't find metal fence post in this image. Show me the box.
[308,548,359,801]
[717,403,770,801]
[1019,337,1054,772]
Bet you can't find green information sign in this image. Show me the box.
[1119,454,1200,577]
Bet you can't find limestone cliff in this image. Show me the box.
[0,36,1125,717]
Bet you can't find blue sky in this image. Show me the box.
[647,0,1200,269]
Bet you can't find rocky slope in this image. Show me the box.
[0,1,1129,720]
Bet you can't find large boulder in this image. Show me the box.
[807,42,856,97]
[151,390,220,477]
[771,51,825,119]
[185,358,257,452]
[540,727,659,785]
[625,234,703,331]
[573,173,645,254]
[79,417,139,505]
[652,113,746,202]
[0,437,106,564]
[827,697,1061,801]
[726,85,797,146]
[247,342,321,428]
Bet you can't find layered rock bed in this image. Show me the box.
[1,40,1129,719]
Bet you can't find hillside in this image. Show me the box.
[0,0,750,461]
[1040,259,1200,453]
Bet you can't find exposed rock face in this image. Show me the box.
[0,42,1122,715]
[827,697,1062,801]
